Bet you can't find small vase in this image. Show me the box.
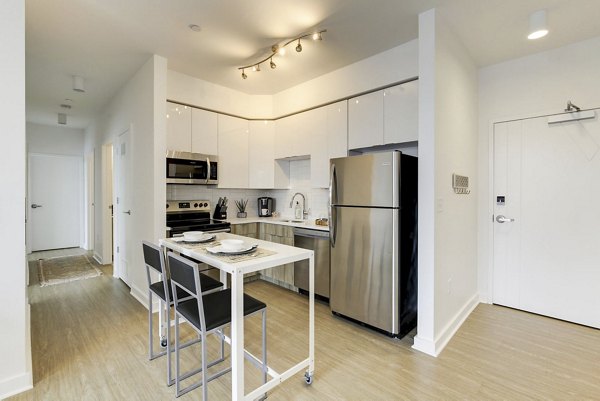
[237,212,247,218]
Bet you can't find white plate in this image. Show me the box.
[173,234,215,244]
[183,231,204,241]
[206,244,258,255]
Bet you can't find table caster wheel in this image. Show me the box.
[304,372,313,385]
[160,338,168,348]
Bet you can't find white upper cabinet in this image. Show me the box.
[191,108,218,155]
[348,91,384,149]
[274,111,312,159]
[166,102,191,152]
[327,101,349,160]
[383,80,418,144]
[348,80,419,150]
[248,120,275,189]
[274,116,293,159]
[217,115,249,189]
[311,101,348,188]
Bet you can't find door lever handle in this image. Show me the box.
[123,210,131,215]
[496,215,514,223]
[31,204,42,209]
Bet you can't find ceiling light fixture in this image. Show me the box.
[73,75,85,92]
[238,29,326,79]
[58,113,67,125]
[188,24,202,32]
[528,9,548,40]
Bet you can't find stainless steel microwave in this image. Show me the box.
[166,151,218,185]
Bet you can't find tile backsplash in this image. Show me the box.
[167,159,329,219]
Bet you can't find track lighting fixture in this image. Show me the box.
[238,29,326,79]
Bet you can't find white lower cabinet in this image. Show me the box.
[217,115,249,188]
[248,121,275,188]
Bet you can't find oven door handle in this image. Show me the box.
[206,156,211,184]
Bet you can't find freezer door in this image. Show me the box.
[330,206,398,333]
[330,152,400,208]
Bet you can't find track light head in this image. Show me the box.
[241,70,247,79]
[312,32,322,40]
[296,39,302,52]
[270,58,276,69]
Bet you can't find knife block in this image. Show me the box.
[213,205,227,220]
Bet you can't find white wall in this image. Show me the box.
[27,123,84,155]
[272,39,418,116]
[84,55,167,307]
[270,159,329,219]
[167,70,272,118]
[413,9,479,357]
[477,35,600,302]
[0,0,32,398]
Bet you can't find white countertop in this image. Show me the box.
[221,216,330,232]
[159,232,313,275]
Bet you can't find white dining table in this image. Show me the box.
[159,233,315,400]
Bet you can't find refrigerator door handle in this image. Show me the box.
[329,163,337,248]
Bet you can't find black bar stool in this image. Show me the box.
[142,241,223,386]
[167,252,268,400]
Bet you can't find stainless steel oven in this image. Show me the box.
[166,200,230,237]
[166,151,218,185]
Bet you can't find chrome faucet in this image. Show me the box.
[290,192,308,219]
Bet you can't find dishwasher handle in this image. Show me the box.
[293,227,329,239]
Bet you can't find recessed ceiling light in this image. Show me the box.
[188,24,202,32]
[528,10,548,40]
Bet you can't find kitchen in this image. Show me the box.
[5,1,600,399]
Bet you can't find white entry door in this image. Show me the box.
[29,154,82,251]
[115,130,132,285]
[493,112,600,328]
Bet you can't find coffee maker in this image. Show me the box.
[258,197,274,217]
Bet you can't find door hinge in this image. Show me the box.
[116,246,120,253]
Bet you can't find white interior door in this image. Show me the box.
[115,130,132,285]
[29,154,82,251]
[493,111,600,328]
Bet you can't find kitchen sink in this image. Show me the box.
[279,219,305,224]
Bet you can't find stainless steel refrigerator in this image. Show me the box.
[329,151,418,337]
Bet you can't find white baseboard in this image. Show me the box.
[130,283,150,309]
[0,371,33,400]
[412,293,479,357]
[92,252,103,265]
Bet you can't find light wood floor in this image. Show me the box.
[10,255,600,400]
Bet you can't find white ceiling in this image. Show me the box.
[26,0,600,129]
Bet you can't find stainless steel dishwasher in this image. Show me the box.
[293,227,330,299]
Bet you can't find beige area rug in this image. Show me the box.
[38,255,103,287]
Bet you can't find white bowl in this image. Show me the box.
[220,239,245,251]
[183,231,204,241]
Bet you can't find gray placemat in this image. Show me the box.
[167,239,277,263]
